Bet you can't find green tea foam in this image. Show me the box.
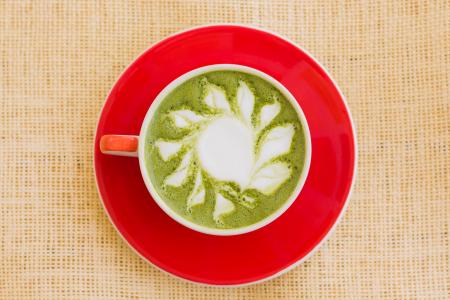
[144,70,307,229]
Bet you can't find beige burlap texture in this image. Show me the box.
[1,1,449,299]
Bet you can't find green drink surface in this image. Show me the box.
[144,70,306,229]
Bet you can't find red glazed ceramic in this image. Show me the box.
[94,25,356,286]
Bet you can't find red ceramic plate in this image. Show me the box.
[94,25,356,286]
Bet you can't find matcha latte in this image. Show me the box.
[144,70,308,230]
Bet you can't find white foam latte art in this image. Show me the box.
[196,116,254,188]
[154,80,295,224]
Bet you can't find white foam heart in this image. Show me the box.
[196,116,254,188]
[170,110,204,128]
[249,162,291,195]
[236,81,254,125]
[203,84,231,112]
[258,101,280,130]
[155,140,182,161]
[213,193,235,222]
[187,170,205,209]
[255,124,294,170]
[164,150,192,187]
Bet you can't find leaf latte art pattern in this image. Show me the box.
[154,80,295,225]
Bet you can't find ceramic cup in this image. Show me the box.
[99,64,311,236]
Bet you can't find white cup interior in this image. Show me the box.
[138,64,311,236]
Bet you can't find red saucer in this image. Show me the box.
[94,25,356,286]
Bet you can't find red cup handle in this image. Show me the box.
[100,135,139,157]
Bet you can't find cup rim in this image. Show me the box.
[137,64,312,236]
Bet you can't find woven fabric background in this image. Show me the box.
[1,1,449,299]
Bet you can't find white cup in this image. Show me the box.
[100,64,311,236]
